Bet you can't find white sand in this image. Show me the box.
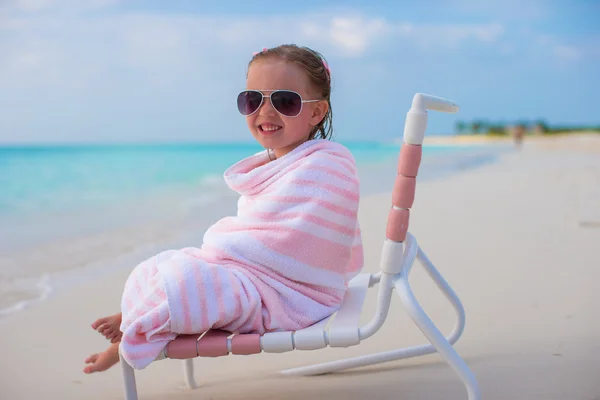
[1,134,599,400]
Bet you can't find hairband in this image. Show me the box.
[253,47,331,77]
[322,59,331,76]
[253,47,268,56]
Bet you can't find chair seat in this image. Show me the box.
[164,273,372,360]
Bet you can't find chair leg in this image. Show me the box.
[395,247,481,400]
[183,359,198,389]
[280,247,470,382]
[120,348,139,400]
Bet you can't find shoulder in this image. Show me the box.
[293,141,360,195]
[301,140,358,177]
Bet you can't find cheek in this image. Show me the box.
[285,115,313,137]
[297,113,314,129]
[245,116,256,130]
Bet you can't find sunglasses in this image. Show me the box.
[237,90,321,117]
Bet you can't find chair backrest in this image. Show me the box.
[386,143,422,243]
[385,93,459,244]
[380,93,458,274]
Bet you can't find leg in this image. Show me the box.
[280,244,468,378]
[183,359,197,389]
[91,312,123,343]
[120,345,139,400]
[395,246,480,400]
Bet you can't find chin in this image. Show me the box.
[251,133,269,148]
[255,134,282,149]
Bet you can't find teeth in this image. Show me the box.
[261,124,280,132]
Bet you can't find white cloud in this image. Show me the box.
[393,22,505,50]
[13,0,54,12]
[300,16,507,59]
[553,45,581,63]
[6,0,120,12]
[451,0,550,20]
[320,16,391,56]
[533,32,595,67]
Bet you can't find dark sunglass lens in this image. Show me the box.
[271,91,302,116]
[237,91,262,115]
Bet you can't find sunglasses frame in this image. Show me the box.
[237,89,321,118]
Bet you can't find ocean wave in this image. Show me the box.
[199,174,225,186]
[0,274,54,318]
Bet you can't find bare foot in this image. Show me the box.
[91,313,123,343]
[83,343,120,374]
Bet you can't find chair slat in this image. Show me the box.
[327,273,371,347]
[197,330,230,357]
[261,331,295,353]
[293,315,331,350]
[166,334,201,359]
[231,333,261,355]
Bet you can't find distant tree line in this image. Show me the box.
[454,119,600,136]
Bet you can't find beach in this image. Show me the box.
[0,134,599,399]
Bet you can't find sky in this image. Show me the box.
[0,0,598,144]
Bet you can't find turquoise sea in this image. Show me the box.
[0,140,506,315]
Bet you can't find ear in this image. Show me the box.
[309,100,329,127]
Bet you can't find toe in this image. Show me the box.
[91,317,108,329]
[110,337,119,344]
[110,333,122,343]
[83,363,103,374]
[84,354,99,364]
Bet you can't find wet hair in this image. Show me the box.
[248,44,333,140]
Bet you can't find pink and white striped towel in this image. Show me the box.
[119,139,363,369]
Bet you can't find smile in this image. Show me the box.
[259,124,282,134]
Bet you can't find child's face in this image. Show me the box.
[245,59,328,158]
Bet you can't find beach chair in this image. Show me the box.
[119,93,481,400]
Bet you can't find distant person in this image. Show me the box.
[513,124,525,148]
[83,44,364,373]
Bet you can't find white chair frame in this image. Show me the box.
[119,93,481,400]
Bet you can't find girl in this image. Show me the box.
[84,44,363,374]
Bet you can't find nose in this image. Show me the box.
[258,95,276,116]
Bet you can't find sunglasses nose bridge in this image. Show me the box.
[257,94,277,116]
